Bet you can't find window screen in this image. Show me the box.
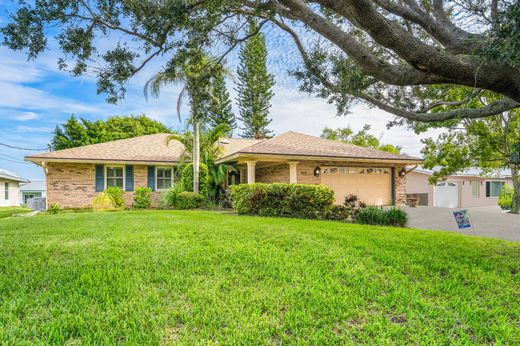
[106,167,124,188]
[156,167,173,190]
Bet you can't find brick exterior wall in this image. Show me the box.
[46,162,162,208]
[256,164,289,183]
[237,160,406,206]
[46,161,408,208]
[394,165,407,206]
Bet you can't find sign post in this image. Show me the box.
[452,209,476,235]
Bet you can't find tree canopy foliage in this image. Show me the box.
[420,88,520,213]
[236,20,275,139]
[321,125,401,154]
[4,1,518,125]
[50,115,170,151]
[208,71,236,137]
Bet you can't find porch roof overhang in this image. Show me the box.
[216,152,424,166]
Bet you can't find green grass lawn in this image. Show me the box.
[0,206,32,219]
[0,211,518,344]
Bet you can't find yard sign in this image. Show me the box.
[453,209,471,229]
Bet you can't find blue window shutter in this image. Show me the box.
[147,166,155,191]
[125,165,134,191]
[95,165,104,192]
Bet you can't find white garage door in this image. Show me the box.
[434,182,459,208]
[320,167,392,205]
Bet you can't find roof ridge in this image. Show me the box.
[225,130,421,161]
[25,132,183,163]
[226,135,272,152]
[27,133,172,157]
[280,131,412,159]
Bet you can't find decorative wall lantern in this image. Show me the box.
[313,166,321,177]
[399,168,407,178]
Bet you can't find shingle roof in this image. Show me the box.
[20,180,45,192]
[26,133,183,163]
[26,131,421,165]
[0,168,29,182]
[218,131,421,162]
[218,138,264,157]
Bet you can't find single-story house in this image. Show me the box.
[19,180,46,205]
[26,131,422,209]
[217,132,421,205]
[26,133,184,208]
[406,167,513,208]
[0,168,29,207]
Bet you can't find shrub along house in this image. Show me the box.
[26,131,422,209]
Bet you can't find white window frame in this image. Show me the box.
[105,165,125,190]
[470,181,480,198]
[4,182,8,200]
[155,166,174,191]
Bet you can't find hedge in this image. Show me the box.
[180,163,209,198]
[176,192,205,209]
[230,183,335,219]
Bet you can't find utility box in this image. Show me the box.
[28,197,46,211]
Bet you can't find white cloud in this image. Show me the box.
[0,57,44,83]
[14,125,54,133]
[0,81,103,114]
[12,112,39,121]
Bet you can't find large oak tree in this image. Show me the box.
[2,0,519,122]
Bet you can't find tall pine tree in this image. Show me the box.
[209,71,236,137]
[236,20,275,139]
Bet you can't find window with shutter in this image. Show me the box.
[156,167,173,190]
[106,166,124,189]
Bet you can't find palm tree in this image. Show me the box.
[170,123,236,199]
[144,50,221,193]
[169,123,230,164]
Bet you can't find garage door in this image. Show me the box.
[320,167,392,205]
[434,182,459,208]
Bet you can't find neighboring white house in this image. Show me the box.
[0,168,29,207]
[407,167,512,208]
[19,180,46,205]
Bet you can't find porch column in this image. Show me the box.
[246,161,256,184]
[288,161,299,184]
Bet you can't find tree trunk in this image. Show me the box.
[192,120,200,194]
[511,165,520,214]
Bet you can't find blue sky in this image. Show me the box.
[0,1,441,180]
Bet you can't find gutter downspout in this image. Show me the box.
[41,161,48,211]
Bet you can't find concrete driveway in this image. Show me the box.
[404,206,520,242]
